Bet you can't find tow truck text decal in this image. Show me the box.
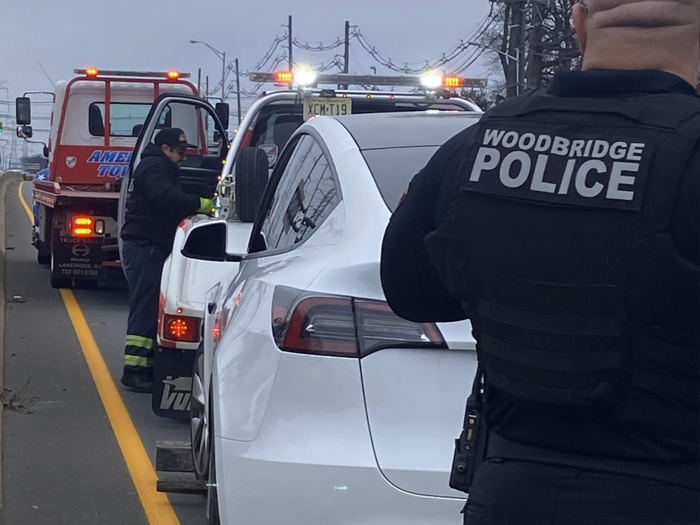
[87,150,133,178]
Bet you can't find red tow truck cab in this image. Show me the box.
[18,68,198,288]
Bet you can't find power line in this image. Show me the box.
[351,15,493,74]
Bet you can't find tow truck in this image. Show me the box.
[119,69,486,419]
[15,69,226,288]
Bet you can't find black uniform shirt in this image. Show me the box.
[381,69,699,463]
[121,143,201,252]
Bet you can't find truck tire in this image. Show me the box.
[235,147,269,223]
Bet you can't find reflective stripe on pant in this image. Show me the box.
[124,335,154,374]
[121,239,169,375]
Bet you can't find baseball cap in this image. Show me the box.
[154,128,195,148]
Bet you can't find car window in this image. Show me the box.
[259,135,339,252]
[361,146,440,211]
[89,102,172,137]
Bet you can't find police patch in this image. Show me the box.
[460,125,655,211]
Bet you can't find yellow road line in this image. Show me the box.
[17,182,181,525]
[17,181,33,218]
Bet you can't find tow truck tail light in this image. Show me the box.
[72,216,94,237]
[274,71,294,84]
[167,70,180,80]
[163,314,200,343]
[271,286,446,358]
[443,76,465,88]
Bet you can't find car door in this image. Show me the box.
[208,131,344,441]
[117,94,228,256]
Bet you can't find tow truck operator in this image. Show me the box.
[120,128,214,393]
[381,1,699,523]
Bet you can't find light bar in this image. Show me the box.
[74,69,191,79]
[248,71,487,89]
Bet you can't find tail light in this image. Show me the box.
[71,216,93,237]
[162,314,200,343]
[271,286,446,358]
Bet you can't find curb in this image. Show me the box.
[0,170,24,521]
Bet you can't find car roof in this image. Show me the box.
[330,111,482,150]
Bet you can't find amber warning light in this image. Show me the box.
[167,70,180,80]
[443,76,465,88]
[274,71,294,84]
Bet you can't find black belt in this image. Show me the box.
[487,432,699,490]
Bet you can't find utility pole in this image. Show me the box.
[221,51,227,103]
[206,76,210,100]
[235,58,242,125]
[197,68,202,96]
[288,15,293,72]
[493,0,526,97]
[288,15,294,90]
[340,20,350,90]
[526,1,546,89]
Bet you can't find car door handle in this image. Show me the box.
[208,302,216,314]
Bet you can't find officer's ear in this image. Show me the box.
[572,2,588,53]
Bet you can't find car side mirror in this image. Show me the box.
[181,221,245,262]
[16,97,31,125]
[215,102,230,130]
[43,145,50,158]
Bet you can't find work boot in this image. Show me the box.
[120,372,153,393]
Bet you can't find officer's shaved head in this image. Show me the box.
[573,0,699,86]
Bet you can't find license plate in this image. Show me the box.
[303,97,353,121]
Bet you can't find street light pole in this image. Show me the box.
[190,40,227,103]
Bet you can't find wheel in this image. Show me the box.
[190,346,210,480]
[206,400,220,525]
[235,147,269,222]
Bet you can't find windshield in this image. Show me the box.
[361,146,439,212]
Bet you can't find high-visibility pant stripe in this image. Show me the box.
[124,355,153,368]
[125,335,154,350]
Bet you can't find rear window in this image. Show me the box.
[361,146,439,212]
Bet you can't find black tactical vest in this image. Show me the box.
[425,90,700,445]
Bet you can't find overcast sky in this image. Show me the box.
[1,0,496,151]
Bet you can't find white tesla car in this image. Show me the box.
[194,111,481,524]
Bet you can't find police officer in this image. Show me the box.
[380,1,699,523]
[120,128,214,393]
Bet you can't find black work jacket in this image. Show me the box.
[120,144,200,251]
[380,70,700,478]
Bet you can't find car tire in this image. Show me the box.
[235,147,269,223]
[190,346,210,480]
[37,250,51,265]
[206,400,220,525]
